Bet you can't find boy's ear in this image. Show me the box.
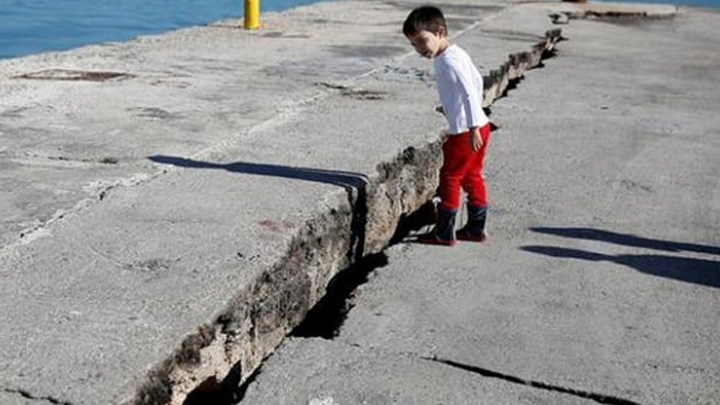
[436,26,447,38]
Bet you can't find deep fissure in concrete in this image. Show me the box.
[130,26,564,405]
[181,361,245,405]
[291,252,390,338]
[2,387,74,405]
[424,357,645,405]
[292,200,436,339]
[290,38,561,341]
[180,201,434,405]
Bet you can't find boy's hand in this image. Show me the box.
[469,127,483,152]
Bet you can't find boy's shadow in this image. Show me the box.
[148,155,368,189]
[522,227,720,289]
[530,227,720,256]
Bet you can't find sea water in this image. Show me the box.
[0,0,718,61]
[0,0,327,60]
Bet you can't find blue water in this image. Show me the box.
[0,0,718,61]
[0,0,327,60]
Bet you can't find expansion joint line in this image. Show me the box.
[421,357,645,405]
[2,387,74,405]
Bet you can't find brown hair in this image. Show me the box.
[402,6,447,37]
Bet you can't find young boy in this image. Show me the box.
[403,6,491,246]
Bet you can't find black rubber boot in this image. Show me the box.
[417,208,457,246]
[456,205,487,242]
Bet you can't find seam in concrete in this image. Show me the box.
[2,387,75,405]
[5,153,121,168]
[12,69,133,82]
[0,171,155,251]
[549,8,678,25]
[422,357,645,405]
[131,26,566,405]
[484,29,562,106]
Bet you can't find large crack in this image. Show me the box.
[483,29,562,107]
[289,31,563,343]
[2,387,74,405]
[153,10,689,405]
[0,24,556,405]
[422,357,645,405]
[143,28,564,405]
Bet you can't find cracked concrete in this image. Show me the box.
[421,357,644,405]
[1,387,73,405]
[2,0,713,404]
[237,3,719,405]
[241,338,601,405]
[0,1,573,404]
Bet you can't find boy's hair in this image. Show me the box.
[403,6,447,37]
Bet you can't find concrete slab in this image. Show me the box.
[241,3,718,405]
[240,338,597,405]
[0,1,565,405]
[4,0,712,404]
[0,0,503,249]
[0,391,33,405]
[334,6,720,405]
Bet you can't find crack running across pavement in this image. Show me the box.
[422,357,645,405]
[2,387,74,405]
[181,25,564,405]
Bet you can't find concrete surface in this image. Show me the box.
[0,1,563,404]
[239,3,720,405]
[238,338,599,405]
[2,0,714,405]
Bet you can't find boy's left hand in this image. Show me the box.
[469,128,483,152]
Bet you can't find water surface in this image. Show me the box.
[0,0,718,61]
[0,0,325,60]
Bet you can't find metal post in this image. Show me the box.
[244,0,260,29]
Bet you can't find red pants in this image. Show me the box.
[438,124,491,211]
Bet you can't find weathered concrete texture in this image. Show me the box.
[0,1,573,405]
[240,3,719,405]
[0,390,37,405]
[132,13,566,405]
[241,338,598,405]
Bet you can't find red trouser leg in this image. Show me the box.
[438,124,491,211]
[462,123,491,208]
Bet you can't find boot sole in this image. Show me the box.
[415,236,457,246]
[456,232,488,243]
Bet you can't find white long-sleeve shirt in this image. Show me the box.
[434,44,489,135]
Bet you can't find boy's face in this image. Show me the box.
[407,29,445,59]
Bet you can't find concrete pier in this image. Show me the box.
[1,1,716,405]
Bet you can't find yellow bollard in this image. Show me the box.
[244,0,260,29]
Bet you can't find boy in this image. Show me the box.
[403,6,491,246]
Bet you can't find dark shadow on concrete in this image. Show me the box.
[152,154,372,404]
[292,252,389,339]
[183,361,243,405]
[148,155,368,189]
[530,227,720,256]
[149,153,370,262]
[521,245,720,289]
